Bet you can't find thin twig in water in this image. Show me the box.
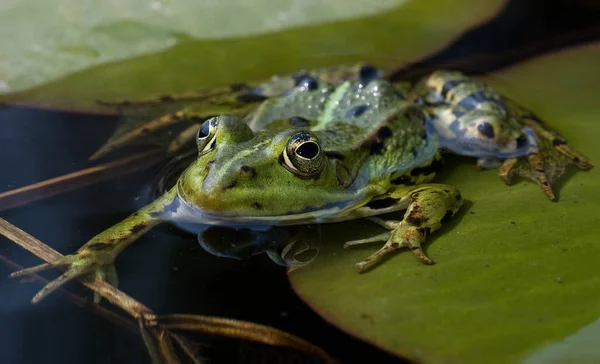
[0,217,337,363]
[0,150,165,212]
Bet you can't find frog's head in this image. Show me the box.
[447,111,537,158]
[177,115,356,222]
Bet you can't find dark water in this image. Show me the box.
[0,1,598,363]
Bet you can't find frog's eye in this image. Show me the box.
[197,117,219,153]
[281,132,324,177]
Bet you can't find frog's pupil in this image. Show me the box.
[296,142,319,159]
[198,121,211,138]
[359,64,380,83]
[294,74,318,91]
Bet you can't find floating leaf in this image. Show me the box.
[289,42,600,363]
[0,0,507,112]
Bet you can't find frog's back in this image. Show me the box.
[249,77,441,190]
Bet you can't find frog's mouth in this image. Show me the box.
[167,192,370,227]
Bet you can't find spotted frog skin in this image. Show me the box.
[14,64,593,303]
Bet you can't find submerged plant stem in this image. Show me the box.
[0,217,337,363]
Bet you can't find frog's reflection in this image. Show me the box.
[197,224,320,268]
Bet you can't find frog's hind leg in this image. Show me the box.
[496,101,594,200]
[510,102,594,170]
[345,184,463,273]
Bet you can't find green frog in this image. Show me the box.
[12,64,593,303]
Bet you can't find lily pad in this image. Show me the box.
[289,42,600,363]
[0,0,506,112]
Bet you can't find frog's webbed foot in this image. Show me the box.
[498,153,555,200]
[344,184,463,273]
[496,117,594,200]
[10,249,117,303]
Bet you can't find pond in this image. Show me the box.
[1,0,599,363]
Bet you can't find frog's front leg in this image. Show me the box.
[345,184,463,273]
[91,92,265,160]
[11,187,179,303]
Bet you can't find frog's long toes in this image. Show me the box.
[10,262,55,278]
[32,264,91,304]
[498,158,518,186]
[526,153,556,201]
[554,144,595,170]
[354,242,402,273]
[344,232,390,249]
[409,246,434,265]
[9,255,76,278]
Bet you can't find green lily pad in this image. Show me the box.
[289,42,600,363]
[0,0,506,112]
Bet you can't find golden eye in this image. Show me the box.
[196,117,219,153]
[281,132,324,177]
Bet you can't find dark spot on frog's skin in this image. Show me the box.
[441,80,466,99]
[224,180,237,189]
[141,128,151,135]
[236,93,269,103]
[251,202,263,210]
[406,206,427,226]
[391,176,415,185]
[132,212,139,217]
[293,74,319,91]
[457,91,494,110]
[510,221,516,225]
[477,122,495,138]
[345,104,369,119]
[240,165,256,178]
[289,116,310,127]
[390,242,400,249]
[363,125,394,155]
[159,95,174,102]
[516,135,529,149]
[441,210,454,223]
[87,243,111,251]
[452,110,465,119]
[552,138,567,146]
[359,64,381,84]
[365,197,398,210]
[411,149,419,158]
[378,126,393,139]
[410,158,443,177]
[449,120,466,137]
[130,223,147,234]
